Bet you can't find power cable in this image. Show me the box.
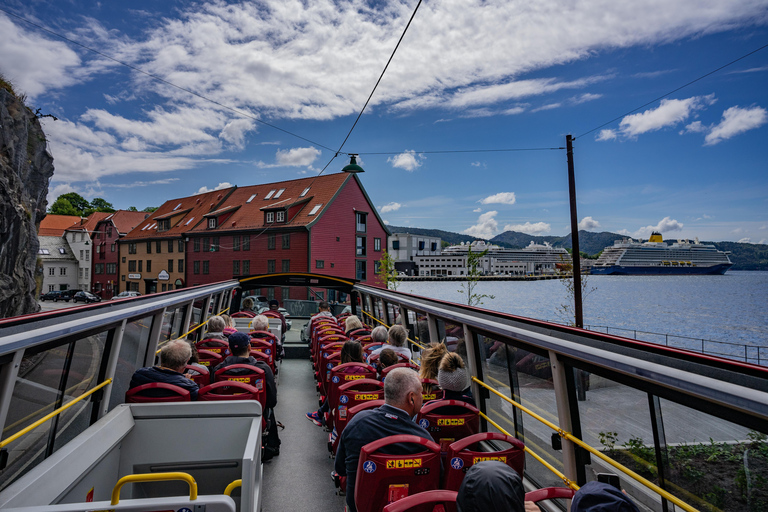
[357,147,564,155]
[575,42,768,140]
[0,7,337,153]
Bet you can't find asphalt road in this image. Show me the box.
[37,299,98,312]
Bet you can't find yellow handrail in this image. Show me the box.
[472,377,699,512]
[111,472,197,505]
[224,479,242,496]
[0,378,112,449]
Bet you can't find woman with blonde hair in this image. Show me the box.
[344,315,370,339]
[418,342,447,381]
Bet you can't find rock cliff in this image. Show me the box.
[0,88,55,318]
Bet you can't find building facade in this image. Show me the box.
[91,211,150,298]
[38,236,78,293]
[64,213,109,292]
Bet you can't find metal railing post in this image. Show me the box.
[548,351,579,486]
[99,320,127,418]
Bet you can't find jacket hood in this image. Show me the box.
[571,481,640,512]
[456,461,524,512]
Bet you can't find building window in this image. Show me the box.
[374,238,381,251]
[392,241,400,250]
[374,261,381,274]
[242,260,250,275]
[156,241,162,253]
[243,235,250,251]
[233,260,240,276]
[49,284,55,292]
[122,275,125,282]
[147,260,152,272]
[178,259,184,273]
[147,241,152,254]
[122,257,126,263]
[276,210,285,222]
[79,250,84,259]
[60,267,66,276]
[178,240,184,252]
[203,237,210,252]
[282,233,290,249]
[48,267,55,276]
[128,260,136,272]
[167,259,173,273]
[281,286,290,300]
[111,243,116,252]
[85,250,89,261]
[107,263,116,274]
[233,236,240,251]
[158,219,170,231]
[194,238,200,252]
[168,240,174,253]
[203,261,209,274]
[208,217,217,229]
[94,264,103,275]
[129,243,137,254]
[356,236,366,256]
[356,212,367,232]
[266,212,274,223]
[268,234,276,250]
[431,242,437,251]
[419,241,425,250]
[211,237,219,251]
[356,260,366,281]
[316,260,324,269]
[282,259,290,272]
[267,260,276,273]
[138,260,143,272]
[194,261,200,275]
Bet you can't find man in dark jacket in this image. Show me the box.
[129,339,199,400]
[571,481,640,512]
[335,367,432,512]
[456,461,530,512]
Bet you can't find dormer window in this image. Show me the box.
[208,217,217,229]
[266,212,274,223]
[276,210,285,222]
[158,219,171,232]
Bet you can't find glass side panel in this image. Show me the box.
[189,299,205,342]
[108,315,153,411]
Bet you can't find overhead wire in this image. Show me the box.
[575,42,768,140]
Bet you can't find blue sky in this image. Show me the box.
[2,0,767,243]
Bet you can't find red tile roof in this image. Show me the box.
[108,211,153,235]
[187,172,351,233]
[124,188,236,240]
[38,215,82,236]
[65,212,111,235]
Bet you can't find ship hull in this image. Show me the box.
[590,263,733,275]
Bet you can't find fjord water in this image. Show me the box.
[398,271,768,350]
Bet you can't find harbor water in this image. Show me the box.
[398,270,768,361]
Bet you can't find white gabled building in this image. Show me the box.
[38,236,78,293]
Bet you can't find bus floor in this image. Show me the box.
[261,358,346,511]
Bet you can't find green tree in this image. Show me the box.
[458,245,495,306]
[142,206,159,213]
[127,206,138,212]
[48,197,79,216]
[88,197,116,214]
[57,192,90,215]
[376,251,399,290]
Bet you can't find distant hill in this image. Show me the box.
[387,226,768,270]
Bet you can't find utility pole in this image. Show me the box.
[566,135,583,328]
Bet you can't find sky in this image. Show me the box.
[1,0,767,244]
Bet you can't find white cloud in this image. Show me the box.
[380,202,402,213]
[616,229,632,236]
[737,237,752,243]
[388,150,425,172]
[760,225,768,231]
[503,221,551,235]
[694,213,713,221]
[473,208,482,213]
[635,216,684,238]
[383,220,390,225]
[532,103,562,112]
[219,119,256,149]
[578,216,601,230]
[463,211,498,239]
[471,162,482,167]
[619,95,715,137]
[759,239,767,245]
[480,192,516,205]
[196,182,233,194]
[705,106,768,145]
[682,121,707,134]
[572,93,602,104]
[596,129,617,141]
[256,146,322,168]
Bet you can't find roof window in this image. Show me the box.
[300,187,310,197]
[309,204,323,216]
[247,194,257,203]
[173,203,182,211]
[185,217,195,226]
[38,248,50,255]
[265,190,276,199]
[59,248,66,255]
[274,188,285,198]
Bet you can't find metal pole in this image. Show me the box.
[566,135,583,328]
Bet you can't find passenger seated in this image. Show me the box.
[129,339,199,400]
[456,461,538,512]
[368,324,411,362]
[428,352,476,414]
[419,342,448,381]
[304,300,335,338]
[377,348,399,379]
[249,314,272,336]
[204,315,228,341]
[571,481,640,512]
[365,325,388,352]
[344,315,371,338]
[221,314,237,337]
[307,339,366,426]
[186,341,208,374]
[213,333,277,411]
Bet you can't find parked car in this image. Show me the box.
[73,291,101,303]
[40,290,70,302]
[112,291,142,300]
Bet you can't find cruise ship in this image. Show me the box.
[591,232,733,275]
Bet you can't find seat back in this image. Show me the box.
[249,329,279,345]
[443,432,526,491]
[355,435,442,512]
[250,348,276,374]
[326,362,377,430]
[198,380,262,402]
[315,340,345,373]
[420,379,444,402]
[196,338,229,355]
[319,351,342,397]
[347,328,371,340]
[231,310,256,318]
[381,363,420,380]
[261,310,282,319]
[249,339,275,364]
[185,365,210,387]
[331,381,384,455]
[369,350,410,369]
[197,349,224,368]
[355,335,373,345]
[214,363,266,397]
[382,490,458,512]
[125,382,191,403]
[312,325,345,356]
[416,400,481,453]
[524,487,576,502]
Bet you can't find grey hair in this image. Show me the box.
[384,367,422,406]
[371,325,388,344]
[388,324,408,347]
[208,315,226,333]
[160,339,192,371]
[251,314,270,331]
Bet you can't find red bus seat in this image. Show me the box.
[381,363,420,379]
[382,490,458,512]
[250,348,276,375]
[231,311,255,318]
[420,379,444,402]
[261,310,282,319]
[198,380,261,401]
[314,340,345,375]
[318,351,342,398]
[369,351,410,369]
[197,349,224,368]
[443,432,525,491]
[185,364,210,387]
[330,382,384,455]
[416,400,480,454]
[525,487,576,502]
[326,362,377,430]
[355,434,442,512]
[196,338,229,355]
[126,382,191,403]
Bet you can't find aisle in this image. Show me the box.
[260,358,346,511]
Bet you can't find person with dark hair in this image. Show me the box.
[377,348,399,379]
[304,300,334,338]
[129,339,199,400]
[427,352,476,414]
[571,481,640,512]
[456,461,537,512]
[306,340,366,427]
[335,368,432,512]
